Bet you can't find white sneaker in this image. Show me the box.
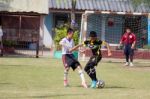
[124,62,129,66]
[129,62,134,67]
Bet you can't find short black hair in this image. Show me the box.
[89,31,97,37]
[67,28,74,34]
[126,27,131,30]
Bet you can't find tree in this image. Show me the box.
[56,0,76,29]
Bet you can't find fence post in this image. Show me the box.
[148,14,150,45]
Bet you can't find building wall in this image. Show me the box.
[43,13,53,48]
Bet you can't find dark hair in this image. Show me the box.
[89,31,97,37]
[67,28,74,34]
[126,27,131,30]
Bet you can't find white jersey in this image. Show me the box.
[59,38,74,55]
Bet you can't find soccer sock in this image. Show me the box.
[64,71,68,81]
[92,71,97,81]
[89,68,97,81]
[78,70,86,83]
[86,67,97,81]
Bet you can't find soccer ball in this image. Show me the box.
[96,80,105,88]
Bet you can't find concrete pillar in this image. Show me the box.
[101,16,106,41]
[148,14,150,45]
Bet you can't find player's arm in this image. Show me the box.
[102,41,112,56]
[119,35,125,45]
[118,34,125,49]
[69,44,83,52]
[69,41,88,52]
[131,34,136,49]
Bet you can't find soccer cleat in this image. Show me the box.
[129,62,134,67]
[124,62,129,66]
[90,80,97,88]
[82,82,88,88]
[64,80,69,87]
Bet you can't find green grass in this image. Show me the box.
[0,57,150,99]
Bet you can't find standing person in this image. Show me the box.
[81,31,112,88]
[119,27,136,66]
[59,28,88,88]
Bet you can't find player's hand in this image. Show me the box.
[108,51,112,57]
[118,44,122,50]
[79,49,86,53]
[78,44,83,47]
[131,45,134,49]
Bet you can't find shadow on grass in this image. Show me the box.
[73,85,133,89]
[0,64,30,67]
[104,86,134,89]
[134,65,150,68]
[0,83,13,85]
[30,93,87,98]
[9,93,87,99]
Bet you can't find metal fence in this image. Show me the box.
[0,15,43,58]
[79,13,150,60]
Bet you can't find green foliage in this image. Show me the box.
[54,25,79,50]
[143,45,150,50]
[3,40,16,47]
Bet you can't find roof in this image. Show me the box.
[0,0,49,14]
[49,0,150,13]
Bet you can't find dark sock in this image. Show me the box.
[87,69,97,81]
[92,72,97,81]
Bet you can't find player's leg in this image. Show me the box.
[84,56,101,88]
[69,54,87,88]
[64,67,70,87]
[84,63,97,88]
[62,54,70,87]
[124,45,129,66]
[129,46,134,66]
[76,65,88,88]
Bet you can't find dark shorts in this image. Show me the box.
[124,44,134,56]
[62,54,80,70]
[85,55,102,68]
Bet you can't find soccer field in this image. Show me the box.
[0,57,150,99]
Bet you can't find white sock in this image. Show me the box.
[78,70,86,83]
[64,71,68,81]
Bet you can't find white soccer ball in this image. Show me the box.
[96,80,105,88]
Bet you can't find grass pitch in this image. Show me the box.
[0,57,150,99]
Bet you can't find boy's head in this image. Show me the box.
[126,27,131,33]
[89,31,97,41]
[67,28,74,39]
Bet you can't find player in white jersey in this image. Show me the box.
[59,28,88,88]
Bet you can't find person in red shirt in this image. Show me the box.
[120,27,136,66]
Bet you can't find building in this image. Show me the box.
[44,0,150,49]
[0,0,49,57]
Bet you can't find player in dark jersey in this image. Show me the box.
[81,31,112,88]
